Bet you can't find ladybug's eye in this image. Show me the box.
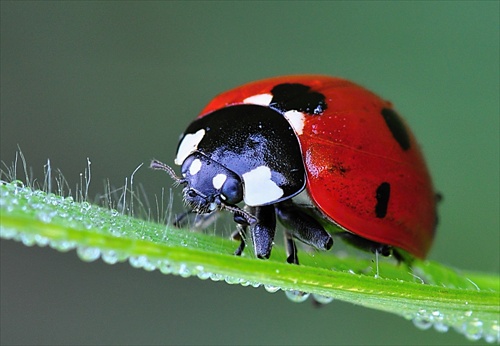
[220,176,243,204]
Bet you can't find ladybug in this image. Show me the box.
[151,75,438,264]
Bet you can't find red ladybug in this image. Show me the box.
[151,75,438,263]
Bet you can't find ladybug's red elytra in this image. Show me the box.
[151,75,438,264]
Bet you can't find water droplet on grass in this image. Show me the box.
[285,290,310,303]
[76,247,101,262]
[311,294,334,304]
[264,285,280,293]
[463,318,483,341]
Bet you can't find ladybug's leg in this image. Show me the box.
[284,231,299,265]
[173,210,220,230]
[231,224,247,256]
[337,232,413,265]
[275,201,333,252]
[248,205,277,259]
[337,232,392,256]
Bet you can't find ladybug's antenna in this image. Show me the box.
[150,159,183,185]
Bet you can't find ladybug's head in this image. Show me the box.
[179,153,244,213]
[150,153,244,215]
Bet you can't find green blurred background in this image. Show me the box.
[1,1,498,345]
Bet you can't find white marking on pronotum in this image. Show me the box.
[189,158,202,176]
[175,129,206,165]
[242,165,283,206]
[212,173,227,190]
[284,110,306,135]
[243,93,273,107]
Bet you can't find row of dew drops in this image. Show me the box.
[1,161,499,343]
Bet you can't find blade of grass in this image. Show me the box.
[1,180,499,343]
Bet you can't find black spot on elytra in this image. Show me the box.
[381,108,410,151]
[375,182,390,218]
[270,83,327,115]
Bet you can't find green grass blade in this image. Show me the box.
[1,180,499,343]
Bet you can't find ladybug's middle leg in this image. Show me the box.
[275,201,333,263]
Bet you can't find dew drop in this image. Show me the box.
[178,264,191,278]
[158,260,173,275]
[483,321,499,343]
[80,201,91,212]
[224,276,241,285]
[0,227,17,239]
[101,250,123,265]
[285,290,310,303]
[194,265,205,274]
[49,240,76,252]
[311,294,334,305]
[76,247,101,262]
[463,318,483,341]
[197,271,211,280]
[412,310,433,331]
[142,259,157,272]
[430,311,448,333]
[209,273,223,281]
[34,234,49,247]
[37,211,55,223]
[20,233,36,247]
[412,317,433,330]
[129,256,148,268]
[434,322,449,333]
[264,284,280,293]
[11,180,25,189]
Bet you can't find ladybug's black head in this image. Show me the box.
[178,152,244,213]
[151,156,256,225]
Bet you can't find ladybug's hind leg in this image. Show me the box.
[337,232,412,265]
[284,231,299,264]
[276,201,334,264]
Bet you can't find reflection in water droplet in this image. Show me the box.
[311,294,334,305]
[209,273,223,281]
[285,290,310,303]
[413,317,433,330]
[197,272,211,280]
[264,285,280,293]
[224,276,241,285]
[101,250,123,265]
[158,260,173,275]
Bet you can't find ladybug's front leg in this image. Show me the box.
[231,205,276,259]
[249,205,277,259]
[231,223,247,256]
